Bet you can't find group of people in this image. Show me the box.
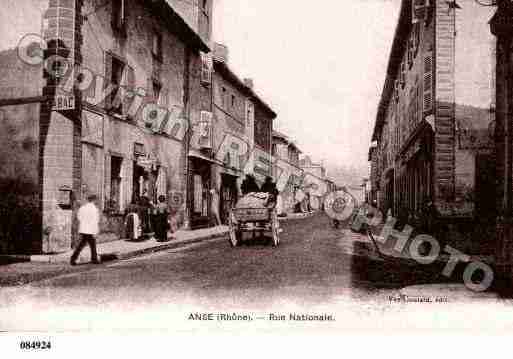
[70,193,173,266]
[125,195,173,243]
[71,175,280,265]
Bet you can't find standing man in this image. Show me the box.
[70,194,101,265]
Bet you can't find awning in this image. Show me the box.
[188,150,224,165]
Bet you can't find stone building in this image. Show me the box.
[0,0,213,253]
[207,42,277,224]
[299,155,327,211]
[490,0,513,286]
[369,0,496,253]
[211,44,252,224]
[272,130,302,213]
[368,144,378,205]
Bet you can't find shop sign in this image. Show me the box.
[82,111,103,146]
[137,156,157,171]
[52,94,75,111]
[134,142,146,157]
[169,190,184,207]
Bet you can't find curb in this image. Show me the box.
[1,230,229,265]
[0,255,31,265]
[115,231,228,261]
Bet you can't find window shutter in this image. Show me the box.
[200,52,212,85]
[423,52,433,115]
[104,52,113,110]
[412,0,427,24]
[408,38,413,68]
[400,61,406,88]
[121,64,135,117]
[199,111,213,149]
[413,24,420,57]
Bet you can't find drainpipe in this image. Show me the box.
[183,47,192,231]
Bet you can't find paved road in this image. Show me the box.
[1,213,510,331]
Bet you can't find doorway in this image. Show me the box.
[190,157,211,229]
[220,174,238,224]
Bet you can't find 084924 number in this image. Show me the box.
[19,341,52,350]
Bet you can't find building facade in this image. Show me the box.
[369,0,496,253]
[211,44,251,224]
[299,155,327,211]
[209,42,277,223]
[490,0,513,286]
[272,130,302,213]
[0,0,213,253]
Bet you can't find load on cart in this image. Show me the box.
[228,176,281,248]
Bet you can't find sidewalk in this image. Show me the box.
[343,227,500,298]
[366,228,494,265]
[2,225,229,265]
[0,212,318,266]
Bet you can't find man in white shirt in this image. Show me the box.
[70,194,101,265]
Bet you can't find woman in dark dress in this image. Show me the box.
[153,195,170,242]
[241,174,260,195]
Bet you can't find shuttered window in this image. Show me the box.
[423,52,433,115]
[400,61,406,89]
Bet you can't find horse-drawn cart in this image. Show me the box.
[228,193,280,247]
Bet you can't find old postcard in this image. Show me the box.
[1,0,513,349]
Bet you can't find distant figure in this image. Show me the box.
[153,195,170,242]
[305,192,312,212]
[139,195,154,239]
[261,176,278,197]
[125,202,142,241]
[261,176,278,208]
[210,188,221,226]
[241,174,260,195]
[70,194,100,265]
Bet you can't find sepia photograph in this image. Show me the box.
[1,0,513,348]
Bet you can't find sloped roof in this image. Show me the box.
[371,0,412,142]
[213,58,277,119]
[153,0,210,52]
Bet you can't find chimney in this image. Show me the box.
[213,43,229,63]
[244,78,254,89]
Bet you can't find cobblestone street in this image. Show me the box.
[1,213,511,331]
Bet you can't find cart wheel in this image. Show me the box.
[271,210,280,247]
[228,211,238,248]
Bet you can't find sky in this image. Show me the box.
[212,0,401,177]
[0,0,401,181]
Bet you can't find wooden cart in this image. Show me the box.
[228,206,280,247]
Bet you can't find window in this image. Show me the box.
[221,87,227,107]
[112,0,126,32]
[193,174,203,213]
[423,52,433,115]
[200,52,211,85]
[231,94,236,108]
[152,31,163,60]
[110,56,125,114]
[110,156,123,213]
[400,61,406,88]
